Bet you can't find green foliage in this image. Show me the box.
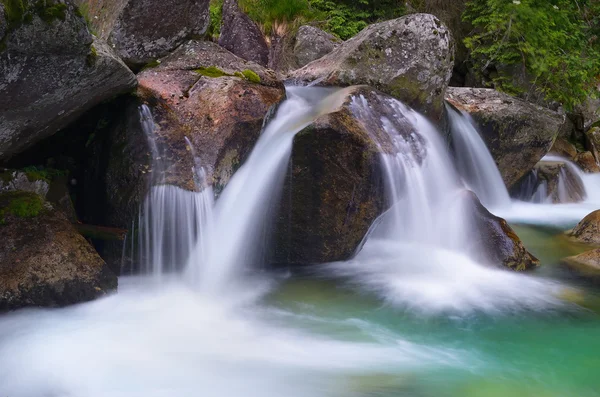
[464,0,600,109]
[239,0,318,35]
[21,166,66,183]
[208,0,223,40]
[2,0,26,28]
[0,191,44,225]
[34,0,67,23]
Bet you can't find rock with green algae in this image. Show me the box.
[0,0,136,161]
[446,87,565,189]
[73,0,209,67]
[0,191,117,311]
[270,86,414,265]
[289,13,455,121]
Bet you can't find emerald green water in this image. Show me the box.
[259,224,600,397]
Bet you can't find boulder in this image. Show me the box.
[468,192,539,271]
[566,210,600,246]
[271,87,415,265]
[550,138,578,160]
[289,14,454,121]
[561,249,600,285]
[585,126,600,164]
[293,25,341,68]
[0,191,117,310]
[446,87,565,188]
[218,0,269,66]
[0,0,136,161]
[575,151,600,173]
[136,40,284,192]
[526,160,586,204]
[75,0,209,67]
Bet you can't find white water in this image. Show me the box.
[325,94,562,314]
[446,105,511,209]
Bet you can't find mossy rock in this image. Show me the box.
[0,191,45,224]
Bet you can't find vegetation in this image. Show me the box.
[0,191,44,225]
[208,0,223,41]
[463,0,600,109]
[195,66,262,83]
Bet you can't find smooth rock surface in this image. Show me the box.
[0,0,136,161]
[575,151,600,173]
[75,0,209,66]
[218,0,269,66]
[0,191,117,310]
[561,249,600,285]
[567,210,600,246]
[290,14,454,120]
[446,87,565,188]
[550,138,578,160]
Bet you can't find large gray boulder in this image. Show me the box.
[75,0,209,67]
[0,0,136,161]
[446,87,566,188]
[218,0,269,66]
[294,25,340,68]
[0,191,117,311]
[290,14,454,121]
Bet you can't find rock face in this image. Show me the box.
[575,151,600,173]
[567,210,600,246]
[446,87,565,188]
[290,14,454,121]
[218,0,269,66]
[468,192,539,271]
[136,40,284,192]
[75,0,209,67]
[585,126,600,164]
[271,87,413,265]
[0,0,137,161]
[550,138,578,160]
[561,249,600,285]
[0,191,117,310]
[293,25,340,68]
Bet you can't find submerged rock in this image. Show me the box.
[0,191,117,310]
[0,0,136,161]
[136,40,284,192]
[567,210,600,246]
[467,192,539,271]
[218,0,269,66]
[271,87,414,265]
[561,249,600,285]
[446,87,565,189]
[75,0,209,67]
[290,14,454,121]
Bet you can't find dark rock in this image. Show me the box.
[467,192,539,271]
[75,0,210,67]
[536,160,586,203]
[446,87,565,188]
[0,0,136,161]
[0,170,50,197]
[271,86,416,265]
[218,0,269,66]
[294,25,340,68]
[290,14,455,121]
[561,249,600,285]
[567,210,600,246]
[0,191,117,311]
[585,127,600,164]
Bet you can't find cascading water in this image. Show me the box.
[446,104,511,209]
[326,94,561,314]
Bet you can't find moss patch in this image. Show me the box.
[0,191,44,224]
[86,44,97,66]
[34,0,67,23]
[194,66,262,84]
[241,69,260,83]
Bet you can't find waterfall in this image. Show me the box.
[446,104,511,209]
[185,86,351,293]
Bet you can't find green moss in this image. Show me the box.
[34,0,67,23]
[86,44,97,66]
[240,69,260,83]
[142,59,161,70]
[194,66,230,78]
[0,191,44,224]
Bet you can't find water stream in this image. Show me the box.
[1,88,600,397]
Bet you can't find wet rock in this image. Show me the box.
[467,192,539,271]
[0,191,117,311]
[550,138,578,161]
[536,161,586,203]
[75,0,209,67]
[136,40,284,192]
[0,170,50,197]
[561,249,600,285]
[294,25,341,68]
[290,14,454,121]
[271,87,417,265]
[566,210,600,246]
[0,0,136,161]
[446,87,565,188]
[585,127,600,164]
[575,151,600,173]
[218,0,269,66]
